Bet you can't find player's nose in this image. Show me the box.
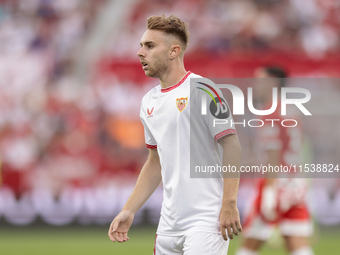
[137,47,145,58]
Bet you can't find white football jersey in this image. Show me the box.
[140,71,236,235]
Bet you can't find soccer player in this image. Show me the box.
[236,67,314,255]
[108,15,242,254]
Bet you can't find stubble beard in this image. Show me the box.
[145,54,168,79]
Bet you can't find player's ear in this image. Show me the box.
[169,44,181,60]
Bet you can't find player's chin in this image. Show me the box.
[145,70,156,78]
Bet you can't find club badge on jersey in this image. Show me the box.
[176,97,188,112]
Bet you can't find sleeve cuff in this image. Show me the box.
[214,129,237,141]
[146,143,157,149]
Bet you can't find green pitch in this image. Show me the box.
[0,225,339,255]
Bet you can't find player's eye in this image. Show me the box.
[148,45,154,49]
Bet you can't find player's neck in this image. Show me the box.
[263,92,281,106]
[159,65,187,89]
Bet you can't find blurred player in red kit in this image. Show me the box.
[236,67,314,255]
[108,15,242,254]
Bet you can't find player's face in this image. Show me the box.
[137,29,171,78]
[253,68,276,103]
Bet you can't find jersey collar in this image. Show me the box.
[161,71,191,93]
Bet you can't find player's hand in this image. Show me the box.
[108,210,134,243]
[219,201,242,241]
[260,185,278,221]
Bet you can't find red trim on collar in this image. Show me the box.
[161,71,191,93]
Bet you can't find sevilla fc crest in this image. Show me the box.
[176,97,188,112]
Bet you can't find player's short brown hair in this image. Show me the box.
[147,15,189,51]
[263,66,287,88]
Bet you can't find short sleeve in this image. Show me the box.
[140,104,157,149]
[200,87,237,141]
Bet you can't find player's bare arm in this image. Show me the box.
[218,134,242,241]
[108,148,162,243]
[261,148,281,221]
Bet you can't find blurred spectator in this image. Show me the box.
[0,0,339,202]
[102,0,340,59]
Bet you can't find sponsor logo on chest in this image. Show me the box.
[147,107,154,118]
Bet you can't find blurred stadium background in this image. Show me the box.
[0,0,339,254]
